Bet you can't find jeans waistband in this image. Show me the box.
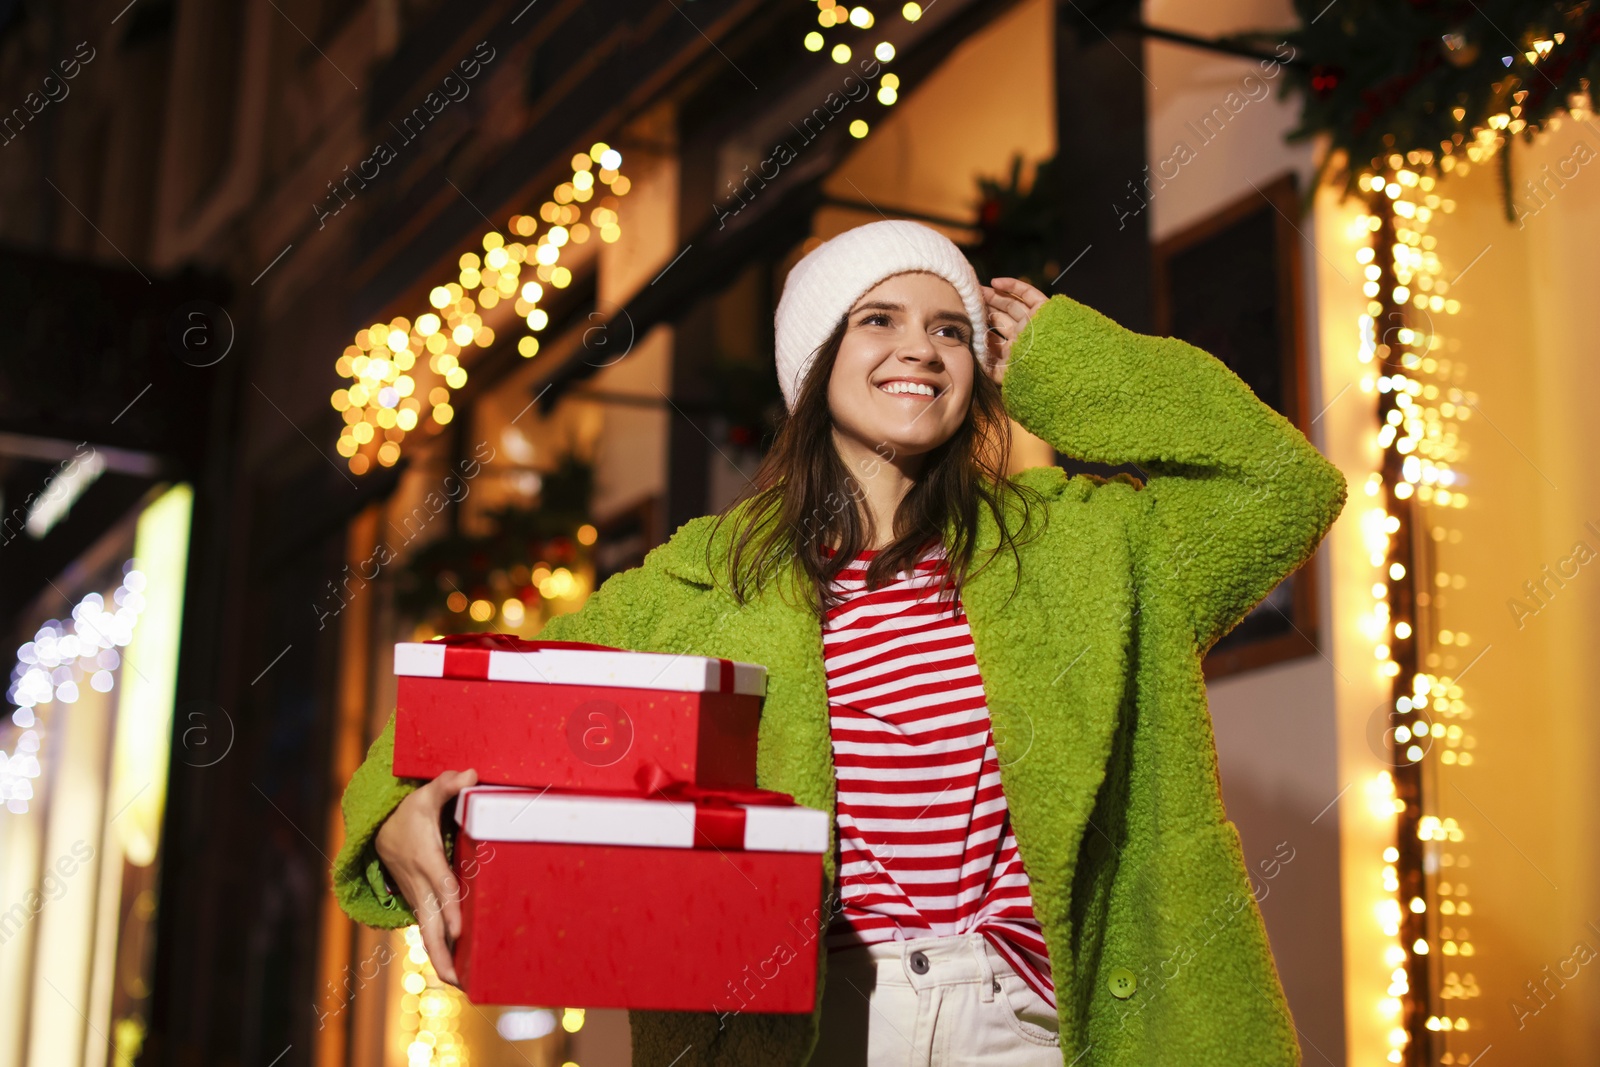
[830,932,1002,998]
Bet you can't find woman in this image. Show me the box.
[333,219,1347,1066]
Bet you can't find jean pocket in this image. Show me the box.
[991,973,1061,1047]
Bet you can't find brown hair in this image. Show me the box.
[707,309,1041,614]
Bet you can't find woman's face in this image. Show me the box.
[826,270,976,468]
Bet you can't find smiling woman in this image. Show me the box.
[336,217,1346,1067]
[832,280,978,455]
[708,217,1060,622]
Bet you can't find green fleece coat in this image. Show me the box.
[331,293,1347,1066]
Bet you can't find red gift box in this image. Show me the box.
[393,634,767,790]
[451,779,830,1013]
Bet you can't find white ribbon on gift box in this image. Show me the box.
[454,785,829,854]
[394,641,767,697]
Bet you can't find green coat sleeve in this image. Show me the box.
[1002,293,1348,652]
[329,558,669,928]
[331,710,419,928]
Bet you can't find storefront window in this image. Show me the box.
[0,483,191,1067]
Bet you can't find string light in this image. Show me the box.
[1,561,146,815]
[400,926,467,1067]
[334,145,630,473]
[1354,138,1487,1064]
[803,2,907,139]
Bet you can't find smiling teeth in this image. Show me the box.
[881,382,936,396]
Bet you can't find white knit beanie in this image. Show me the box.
[773,219,989,411]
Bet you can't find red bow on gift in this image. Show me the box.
[519,762,798,852]
[428,632,616,678]
[632,762,799,851]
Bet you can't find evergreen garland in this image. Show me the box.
[1235,1,1600,218]
[963,152,1067,290]
[393,451,595,628]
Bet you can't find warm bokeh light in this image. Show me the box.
[399,926,465,1066]
[1350,134,1493,1063]
[333,148,631,472]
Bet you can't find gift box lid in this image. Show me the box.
[395,634,766,697]
[454,785,829,854]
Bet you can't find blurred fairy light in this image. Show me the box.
[494,1009,556,1042]
[1,561,145,815]
[401,925,467,1067]
[334,144,630,474]
[802,1,911,140]
[1350,139,1488,1064]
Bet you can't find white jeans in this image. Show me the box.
[810,933,1065,1066]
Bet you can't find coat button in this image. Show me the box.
[1107,966,1137,999]
[909,950,930,974]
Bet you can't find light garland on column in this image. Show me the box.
[333,144,630,473]
[1347,75,1595,1062]
[1350,145,1481,1065]
[1317,26,1597,1052]
[801,1,917,141]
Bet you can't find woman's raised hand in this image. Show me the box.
[374,768,478,986]
[979,276,1049,383]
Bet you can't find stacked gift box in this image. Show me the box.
[392,633,828,1013]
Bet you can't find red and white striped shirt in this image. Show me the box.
[821,543,1055,1008]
